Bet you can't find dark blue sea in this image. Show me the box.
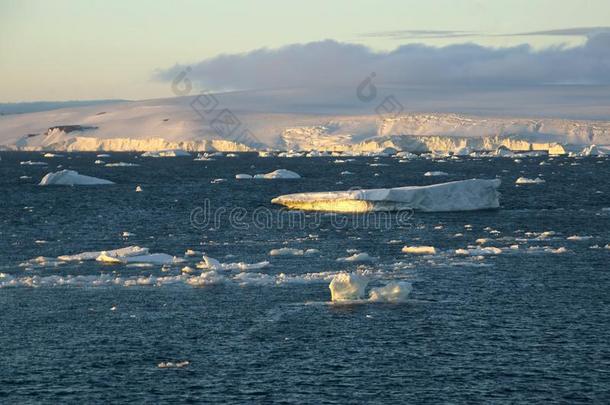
[1,151,609,403]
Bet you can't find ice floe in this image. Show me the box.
[567,235,593,241]
[269,248,304,256]
[368,281,412,303]
[424,171,448,176]
[105,162,140,167]
[272,178,501,213]
[337,252,377,262]
[455,247,503,256]
[235,174,253,179]
[196,255,269,271]
[39,170,114,186]
[158,361,190,369]
[97,252,183,265]
[401,246,437,255]
[20,161,48,166]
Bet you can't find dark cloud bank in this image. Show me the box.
[157,33,610,90]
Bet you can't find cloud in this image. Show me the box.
[155,34,610,91]
[510,26,610,37]
[360,30,478,40]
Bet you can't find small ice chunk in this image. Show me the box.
[105,162,140,167]
[235,174,253,179]
[187,270,226,286]
[336,252,376,262]
[158,361,190,368]
[567,235,593,241]
[401,246,437,255]
[424,171,448,176]
[455,247,502,256]
[329,273,369,301]
[20,161,48,166]
[269,248,304,256]
[198,255,222,270]
[368,281,412,303]
[135,185,143,192]
[516,177,545,184]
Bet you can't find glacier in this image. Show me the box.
[271,178,501,213]
[1,91,609,154]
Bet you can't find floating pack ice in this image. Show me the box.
[271,178,501,213]
[39,170,114,186]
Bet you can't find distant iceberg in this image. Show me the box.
[253,169,301,179]
[515,177,545,185]
[141,150,191,157]
[272,178,501,213]
[39,170,114,186]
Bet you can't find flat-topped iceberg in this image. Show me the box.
[271,178,501,213]
[39,170,114,186]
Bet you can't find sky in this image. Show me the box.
[1,0,610,102]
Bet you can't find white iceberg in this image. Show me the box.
[368,281,413,303]
[424,171,448,176]
[329,273,369,301]
[401,246,437,255]
[269,248,304,256]
[495,146,515,157]
[336,252,377,262]
[97,252,182,265]
[271,178,501,213]
[20,161,48,166]
[253,169,301,179]
[515,177,545,184]
[455,246,502,256]
[579,144,601,156]
[105,162,140,167]
[58,246,148,261]
[141,150,191,157]
[39,170,114,186]
[235,174,253,179]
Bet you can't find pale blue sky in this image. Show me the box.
[1,0,609,101]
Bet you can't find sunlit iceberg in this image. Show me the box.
[272,178,501,213]
[329,273,369,301]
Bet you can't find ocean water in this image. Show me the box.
[1,151,609,403]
